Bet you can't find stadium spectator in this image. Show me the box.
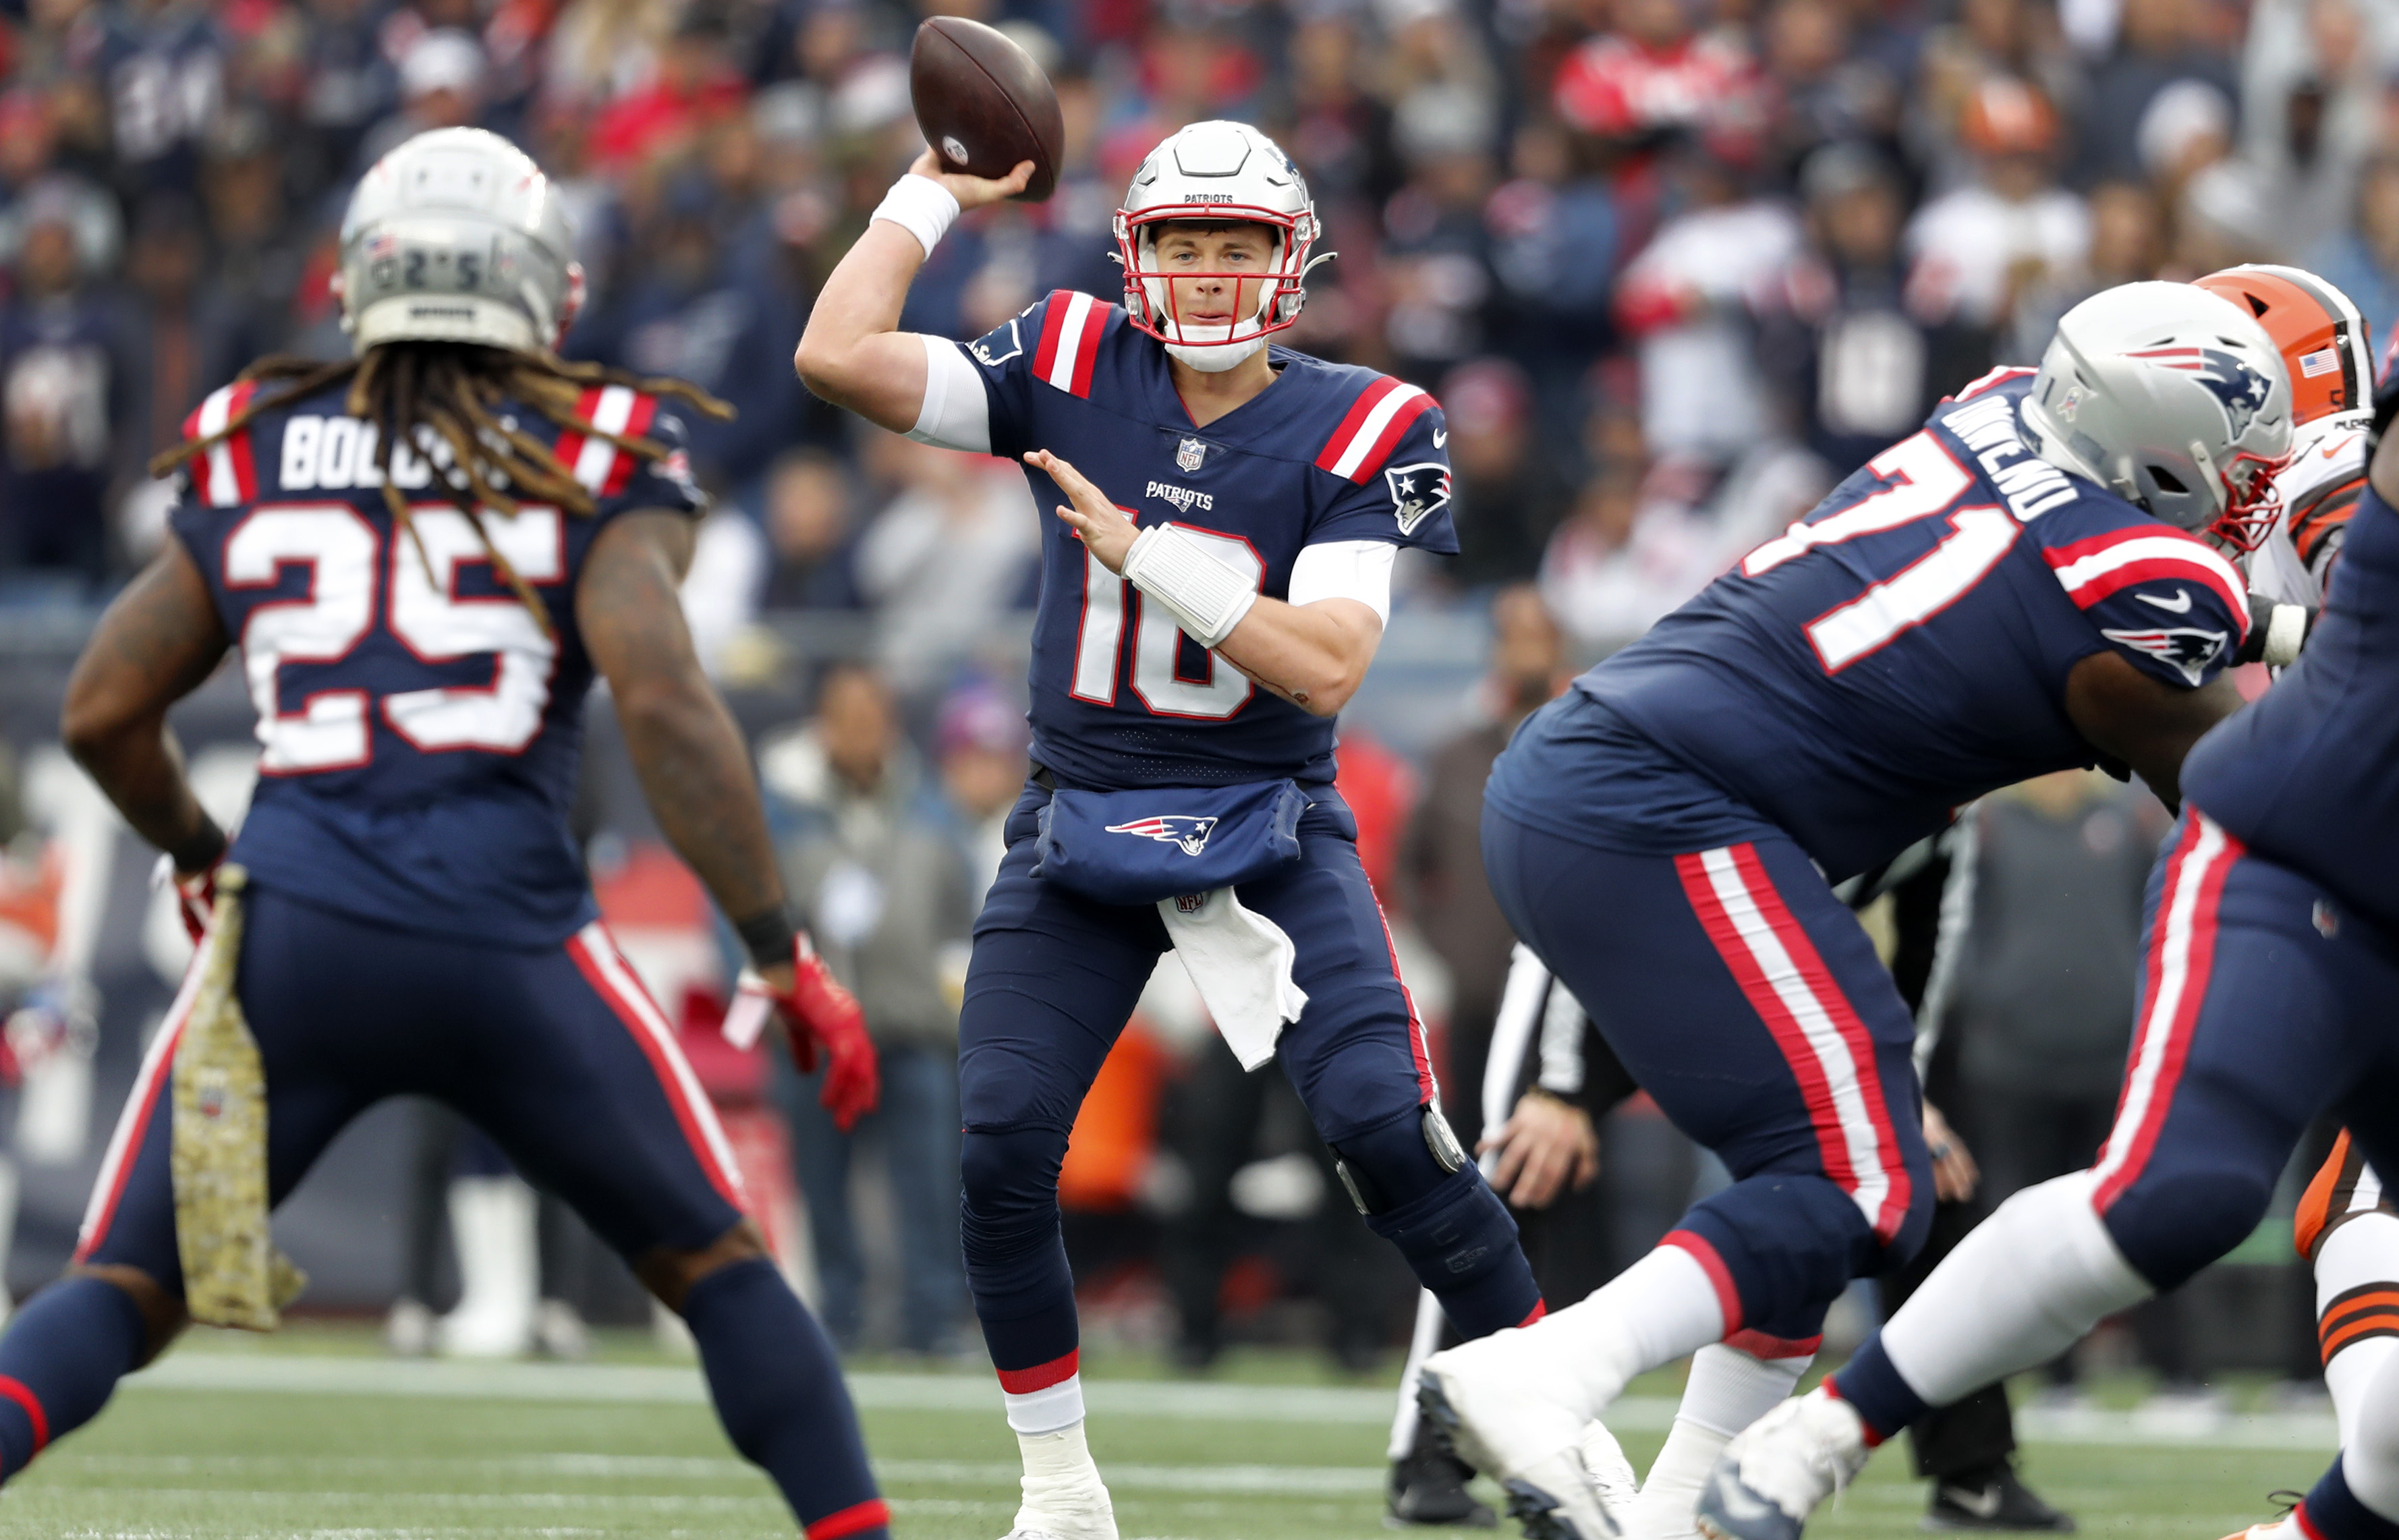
[1759,143,1974,477]
[851,435,1038,697]
[934,679,1029,905]
[0,180,125,588]
[1904,76,2085,354]
[2309,151,2399,345]
[762,663,975,1356]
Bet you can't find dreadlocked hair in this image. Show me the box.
[152,344,733,637]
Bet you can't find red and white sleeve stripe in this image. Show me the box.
[552,386,658,496]
[1032,290,1109,398]
[2042,526,2249,636]
[181,382,260,507]
[1316,377,1434,484]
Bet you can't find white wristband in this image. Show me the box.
[1121,524,1258,648]
[871,174,961,259]
[2264,602,2309,668]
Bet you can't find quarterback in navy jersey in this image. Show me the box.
[1416,281,2298,1540]
[798,119,1543,1540]
[1699,342,2399,1540]
[0,130,895,1540]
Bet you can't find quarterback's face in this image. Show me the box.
[1152,223,1278,329]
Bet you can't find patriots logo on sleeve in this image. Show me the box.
[2127,346,2273,438]
[2100,625,2231,687]
[1385,463,1453,536]
[1104,815,1221,856]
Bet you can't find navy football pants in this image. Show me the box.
[1484,807,1934,1345]
[2090,812,2399,1290]
[80,887,745,1282]
[959,785,1539,1397]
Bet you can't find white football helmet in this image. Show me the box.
[337,127,585,356]
[2021,281,2294,549]
[1114,120,1322,372]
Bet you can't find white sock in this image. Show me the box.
[1005,1369,1088,1435]
[2342,1338,2399,1522]
[1630,1342,1814,1540]
[1015,1418,1114,1536]
[2318,1214,2399,1445]
[1539,1244,1729,1417]
[1882,1172,2151,1408]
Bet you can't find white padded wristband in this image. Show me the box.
[2264,602,2309,668]
[871,174,961,259]
[1121,524,1258,648]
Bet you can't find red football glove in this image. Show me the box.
[727,939,878,1133]
[152,853,221,945]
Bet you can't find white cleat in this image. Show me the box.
[1417,1348,1625,1540]
[1695,1390,1871,1540]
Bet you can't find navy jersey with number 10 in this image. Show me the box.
[166,376,705,946]
[1487,370,2253,881]
[955,290,1459,791]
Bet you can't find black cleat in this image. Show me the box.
[1388,1451,1498,1529]
[1925,1464,2076,1532]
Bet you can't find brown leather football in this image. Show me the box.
[909,16,1064,203]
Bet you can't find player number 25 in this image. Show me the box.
[1740,432,2020,673]
[224,503,564,773]
[1069,527,1266,719]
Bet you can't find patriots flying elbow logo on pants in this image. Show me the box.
[1104,815,1221,857]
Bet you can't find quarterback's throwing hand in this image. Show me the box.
[749,942,880,1133]
[904,147,1035,210]
[1029,449,1138,572]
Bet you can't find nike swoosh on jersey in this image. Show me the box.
[1432,429,1448,448]
[2137,588,2195,614]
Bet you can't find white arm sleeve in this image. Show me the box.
[906,335,992,453]
[1286,540,1396,625]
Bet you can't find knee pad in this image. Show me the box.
[1326,1106,1465,1217]
[958,1127,1067,1266]
[1334,1110,1534,1335]
[1680,1174,1882,1328]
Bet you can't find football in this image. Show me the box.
[909,16,1065,203]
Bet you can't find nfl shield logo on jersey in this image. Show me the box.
[1177,437,1207,473]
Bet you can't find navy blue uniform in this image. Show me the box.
[78,376,750,1285]
[2064,471,2399,1295]
[1484,370,2253,1341]
[941,292,1543,1410]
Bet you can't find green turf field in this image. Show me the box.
[0,1327,2332,1539]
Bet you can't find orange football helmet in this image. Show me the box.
[2195,264,2375,426]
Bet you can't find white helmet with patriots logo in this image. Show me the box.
[338,127,585,356]
[2021,281,2294,550]
[1114,121,1323,373]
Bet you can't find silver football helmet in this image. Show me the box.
[337,127,584,355]
[2021,281,2293,546]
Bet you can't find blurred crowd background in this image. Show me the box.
[0,0,2369,1391]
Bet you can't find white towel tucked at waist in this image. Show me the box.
[1156,887,1307,1070]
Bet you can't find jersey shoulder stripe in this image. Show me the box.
[2041,525,2249,639]
[183,380,260,507]
[1032,290,1113,399]
[1951,364,2037,401]
[553,386,662,496]
[1316,375,1434,483]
